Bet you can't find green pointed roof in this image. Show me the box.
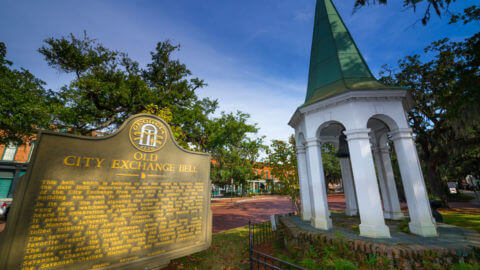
[303,0,398,107]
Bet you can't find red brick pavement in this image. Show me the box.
[1,194,478,233]
[211,194,350,233]
[326,193,347,211]
[210,194,480,232]
[211,195,295,233]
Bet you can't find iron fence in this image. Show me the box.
[249,219,305,270]
[250,220,278,246]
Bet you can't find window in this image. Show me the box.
[0,172,14,198]
[1,144,18,161]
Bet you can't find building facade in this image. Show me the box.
[0,139,34,199]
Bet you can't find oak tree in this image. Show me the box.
[379,33,480,202]
[0,42,53,145]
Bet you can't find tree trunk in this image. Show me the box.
[417,139,449,207]
[425,161,449,207]
[291,195,300,215]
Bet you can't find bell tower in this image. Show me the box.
[289,0,437,238]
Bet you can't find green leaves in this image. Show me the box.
[265,136,300,212]
[208,111,265,187]
[264,138,341,212]
[38,32,152,134]
[142,105,189,149]
[321,143,341,184]
[0,42,53,145]
[2,33,266,185]
[354,0,478,25]
[141,40,215,148]
[379,33,480,199]
[449,5,480,25]
[37,33,217,138]
[39,31,117,78]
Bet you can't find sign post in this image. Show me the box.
[447,182,457,194]
[0,114,211,270]
[231,179,234,203]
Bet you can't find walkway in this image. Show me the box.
[211,193,480,232]
[1,194,478,233]
[211,195,295,232]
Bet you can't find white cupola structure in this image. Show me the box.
[289,0,437,238]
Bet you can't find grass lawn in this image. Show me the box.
[166,226,250,270]
[163,210,480,269]
[440,210,480,233]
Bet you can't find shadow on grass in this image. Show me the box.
[163,211,480,269]
[164,226,250,270]
[441,211,480,233]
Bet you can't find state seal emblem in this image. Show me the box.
[129,117,167,152]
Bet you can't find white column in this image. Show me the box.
[344,129,390,238]
[339,157,358,216]
[305,138,332,230]
[390,129,437,237]
[372,145,393,219]
[296,145,312,221]
[379,146,404,220]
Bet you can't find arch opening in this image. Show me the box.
[316,121,360,222]
[367,116,406,221]
[367,114,400,132]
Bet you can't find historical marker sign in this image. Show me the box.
[0,114,212,270]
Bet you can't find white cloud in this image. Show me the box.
[166,31,307,145]
[184,46,305,144]
[1,0,308,147]
[294,10,314,22]
[199,77,303,144]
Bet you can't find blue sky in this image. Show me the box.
[1,0,477,144]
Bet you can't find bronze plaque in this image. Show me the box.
[0,114,212,270]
